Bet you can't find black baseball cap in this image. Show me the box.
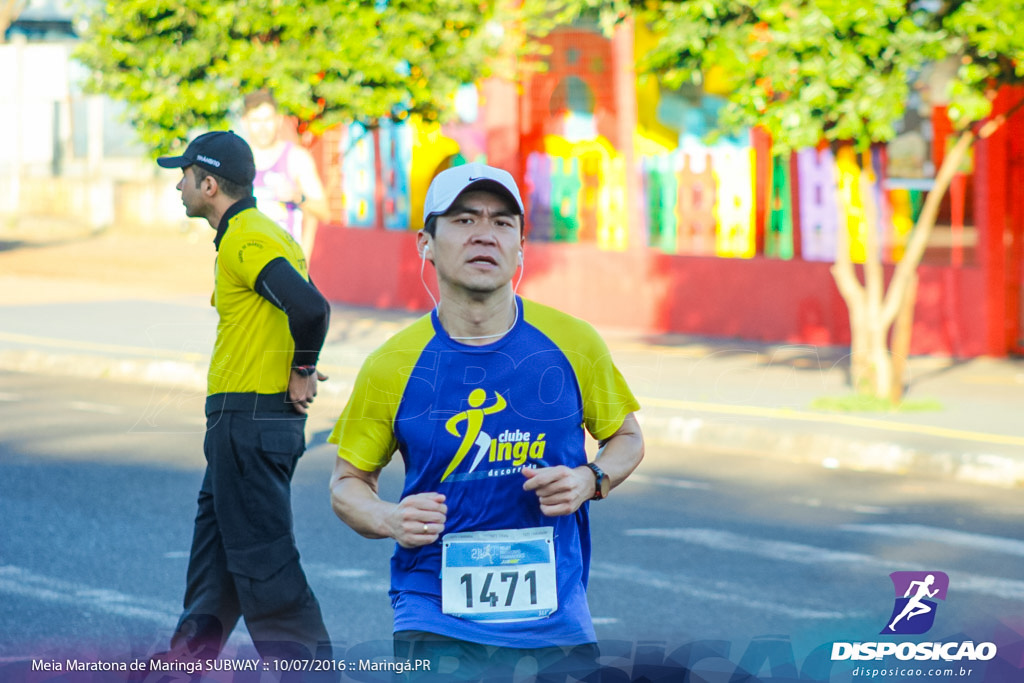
[157,130,256,185]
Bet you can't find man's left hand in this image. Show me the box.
[522,466,591,516]
[288,369,328,414]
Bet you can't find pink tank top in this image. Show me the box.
[253,143,302,242]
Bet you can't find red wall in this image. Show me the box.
[311,225,988,357]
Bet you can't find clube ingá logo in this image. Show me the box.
[881,571,949,635]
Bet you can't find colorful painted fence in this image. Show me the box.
[332,98,924,269]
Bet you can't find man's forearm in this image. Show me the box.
[330,475,396,540]
[255,257,330,367]
[593,413,645,492]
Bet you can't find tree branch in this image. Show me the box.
[882,98,1021,325]
[882,129,974,324]
[975,96,1024,140]
[861,150,884,322]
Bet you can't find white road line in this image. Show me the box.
[841,524,1024,557]
[628,528,868,565]
[0,564,178,624]
[0,564,249,648]
[590,562,854,620]
[626,473,712,490]
[847,505,891,516]
[625,528,1024,601]
[951,575,1024,600]
[788,497,890,515]
[305,563,390,593]
[68,401,123,415]
[320,568,372,578]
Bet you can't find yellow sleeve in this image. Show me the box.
[523,301,640,441]
[327,316,434,471]
[327,355,401,472]
[219,220,293,290]
[573,327,641,441]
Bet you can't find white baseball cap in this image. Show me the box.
[423,162,525,226]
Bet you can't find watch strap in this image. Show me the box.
[586,462,607,500]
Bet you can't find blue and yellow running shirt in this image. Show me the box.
[328,297,640,647]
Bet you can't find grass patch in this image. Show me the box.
[811,395,944,414]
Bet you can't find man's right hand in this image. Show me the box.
[288,368,327,415]
[389,493,447,548]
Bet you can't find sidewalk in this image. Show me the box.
[3,223,1024,488]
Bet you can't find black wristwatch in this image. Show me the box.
[292,364,317,377]
[586,462,610,500]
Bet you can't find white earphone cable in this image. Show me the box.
[419,248,525,342]
[419,249,440,310]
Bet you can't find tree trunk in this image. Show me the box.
[859,149,892,400]
[830,146,860,387]
[889,273,918,403]
[830,146,892,399]
[828,104,1018,403]
[833,132,977,400]
[878,129,976,398]
[846,295,869,390]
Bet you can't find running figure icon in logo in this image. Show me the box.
[882,571,950,635]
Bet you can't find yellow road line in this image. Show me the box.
[0,331,207,361]
[639,396,1024,448]
[0,331,361,375]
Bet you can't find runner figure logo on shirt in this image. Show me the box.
[881,571,949,635]
[441,389,507,482]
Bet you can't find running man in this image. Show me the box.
[888,574,940,632]
[327,163,644,679]
[241,90,330,257]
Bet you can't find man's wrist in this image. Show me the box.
[585,462,610,500]
[292,364,317,377]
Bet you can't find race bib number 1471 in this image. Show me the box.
[441,527,557,622]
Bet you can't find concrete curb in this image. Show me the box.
[637,412,1024,489]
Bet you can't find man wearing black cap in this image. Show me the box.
[156,130,333,671]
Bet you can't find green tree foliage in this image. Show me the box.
[638,1,917,151]
[631,0,1024,149]
[942,0,1024,122]
[74,0,517,151]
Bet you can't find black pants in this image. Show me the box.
[394,630,600,682]
[171,409,331,665]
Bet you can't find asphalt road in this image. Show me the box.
[2,371,1023,681]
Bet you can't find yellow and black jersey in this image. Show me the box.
[208,198,309,401]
